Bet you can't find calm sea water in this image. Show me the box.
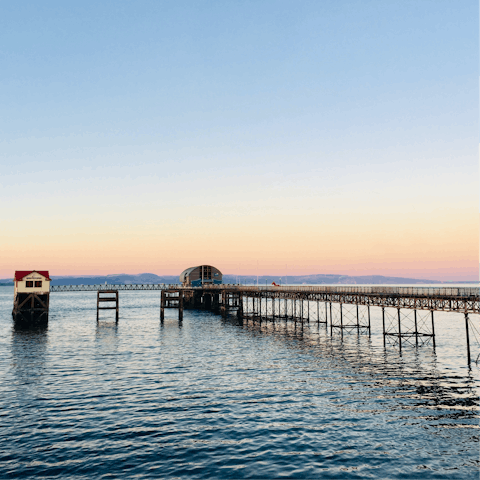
[0,287,478,479]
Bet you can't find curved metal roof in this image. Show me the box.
[179,266,198,283]
[179,265,223,283]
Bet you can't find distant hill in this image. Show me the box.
[222,274,446,285]
[48,273,179,286]
[0,272,474,286]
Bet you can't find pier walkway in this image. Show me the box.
[51,284,479,313]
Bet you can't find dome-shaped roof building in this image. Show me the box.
[179,265,222,287]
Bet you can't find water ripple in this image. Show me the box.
[0,289,478,479]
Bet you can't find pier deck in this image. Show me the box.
[51,284,479,314]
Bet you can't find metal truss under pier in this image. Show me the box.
[198,286,479,364]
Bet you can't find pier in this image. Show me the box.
[49,284,479,364]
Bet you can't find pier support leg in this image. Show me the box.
[430,310,435,349]
[367,305,371,336]
[237,295,243,318]
[414,309,418,346]
[160,291,165,321]
[329,302,333,335]
[382,307,386,348]
[465,313,471,365]
[397,308,402,352]
[179,292,183,321]
[220,292,226,317]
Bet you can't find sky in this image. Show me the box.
[0,0,478,281]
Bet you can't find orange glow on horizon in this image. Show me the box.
[2,208,477,281]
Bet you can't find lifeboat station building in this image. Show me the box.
[180,265,222,287]
[13,270,51,325]
[14,270,51,295]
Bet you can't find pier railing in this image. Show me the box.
[202,285,479,298]
[51,284,177,292]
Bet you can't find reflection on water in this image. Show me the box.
[0,289,478,479]
[239,317,478,419]
[11,323,49,391]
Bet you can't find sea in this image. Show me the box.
[0,286,478,479]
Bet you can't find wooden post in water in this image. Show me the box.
[160,290,165,321]
[237,294,243,318]
[97,290,119,322]
[179,291,184,321]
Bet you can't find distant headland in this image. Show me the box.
[0,272,476,287]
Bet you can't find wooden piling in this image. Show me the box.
[97,290,119,322]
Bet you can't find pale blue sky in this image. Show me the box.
[0,1,478,279]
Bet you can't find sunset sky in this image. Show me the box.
[1,0,478,281]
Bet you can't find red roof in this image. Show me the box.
[14,270,51,281]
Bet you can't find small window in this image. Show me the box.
[35,281,42,288]
[26,281,33,288]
